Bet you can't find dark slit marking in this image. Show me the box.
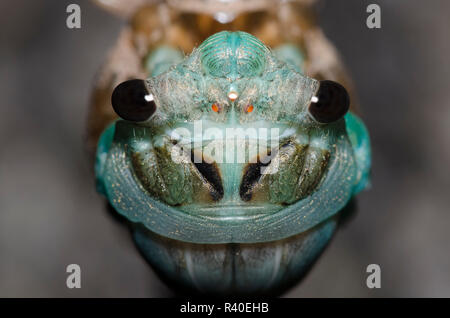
[191,150,224,201]
[239,153,272,202]
[239,140,294,202]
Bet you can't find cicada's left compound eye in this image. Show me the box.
[308,80,350,123]
[111,79,156,122]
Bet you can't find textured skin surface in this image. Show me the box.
[96,31,370,241]
[95,31,371,294]
[86,1,356,154]
[144,31,319,125]
[133,217,337,295]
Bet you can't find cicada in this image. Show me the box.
[89,0,371,295]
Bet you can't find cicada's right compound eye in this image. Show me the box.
[111,79,156,122]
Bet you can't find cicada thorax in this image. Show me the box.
[87,0,357,155]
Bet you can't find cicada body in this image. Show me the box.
[90,0,371,295]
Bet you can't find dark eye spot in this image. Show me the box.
[111,79,156,122]
[308,80,350,123]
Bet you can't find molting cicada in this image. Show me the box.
[89,0,371,295]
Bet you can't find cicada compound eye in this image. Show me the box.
[308,80,350,123]
[111,79,156,122]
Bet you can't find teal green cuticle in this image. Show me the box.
[94,30,373,294]
[272,44,305,74]
[95,121,116,196]
[345,112,372,194]
[198,31,269,79]
[145,46,185,76]
[96,32,372,243]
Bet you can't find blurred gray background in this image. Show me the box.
[0,0,449,297]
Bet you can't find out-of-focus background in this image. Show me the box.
[0,0,449,297]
